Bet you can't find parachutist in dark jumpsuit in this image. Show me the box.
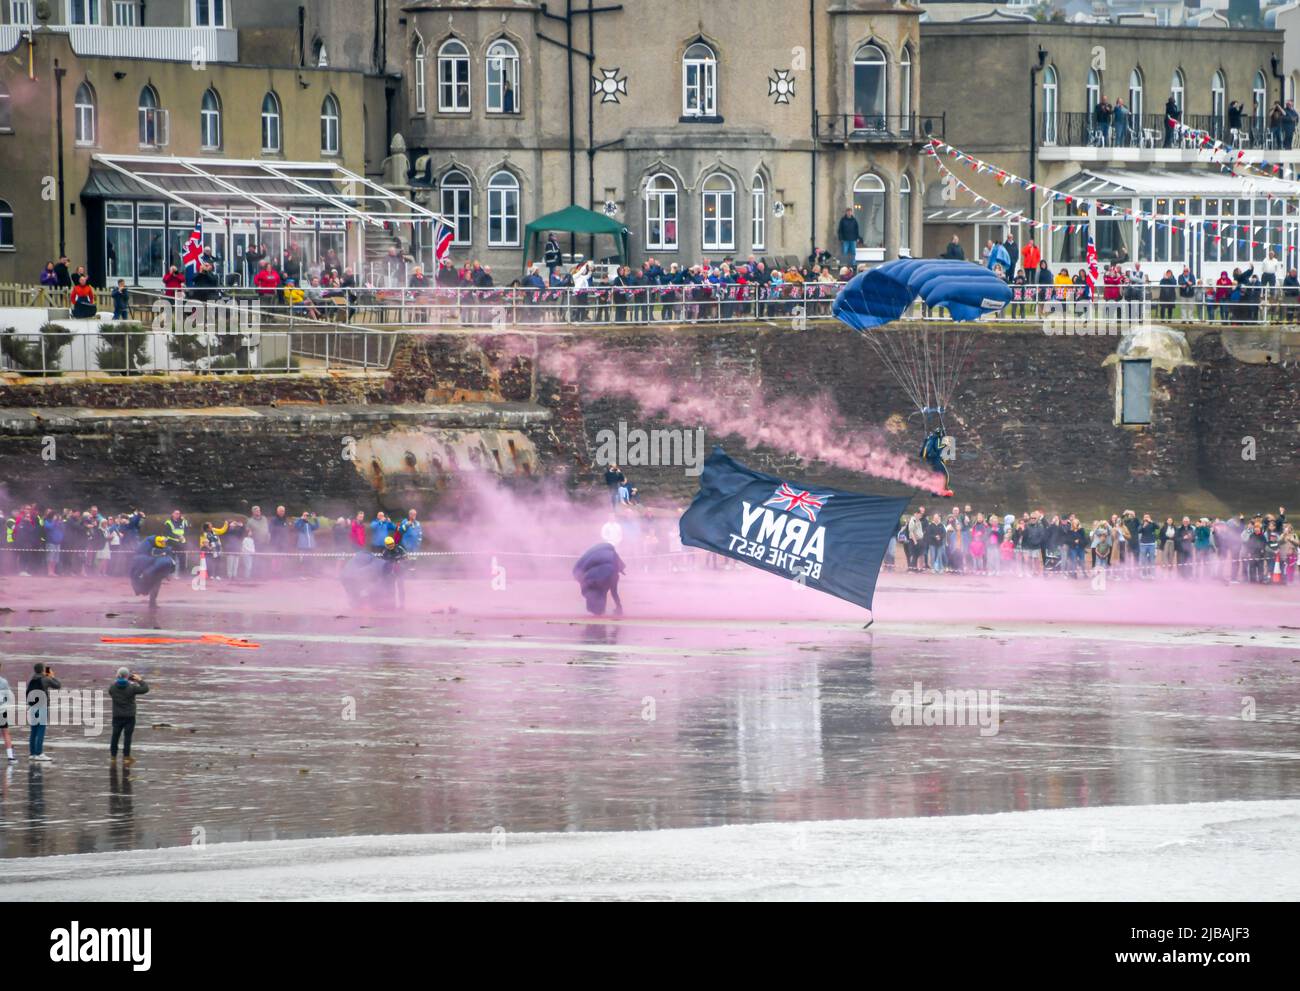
[380,536,407,609]
[129,535,180,607]
[920,428,954,497]
[572,542,626,617]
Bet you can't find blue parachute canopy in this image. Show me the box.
[830,259,1012,415]
[832,259,1011,330]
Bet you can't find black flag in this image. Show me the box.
[679,448,909,611]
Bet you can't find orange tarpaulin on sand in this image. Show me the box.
[101,634,262,649]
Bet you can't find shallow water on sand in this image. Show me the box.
[0,569,1297,858]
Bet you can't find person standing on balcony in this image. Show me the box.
[1269,102,1286,150]
[1163,93,1181,148]
[1113,98,1130,147]
[837,209,860,266]
[544,232,562,279]
[1284,101,1298,149]
[1228,101,1244,138]
[1094,96,1113,145]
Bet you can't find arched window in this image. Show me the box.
[438,39,471,112]
[321,93,340,156]
[1253,69,1267,133]
[1042,65,1058,145]
[900,45,913,123]
[701,173,734,252]
[1086,68,1100,117]
[261,91,282,153]
[1171,68,1185,117]
[644,173,678,251]
[414,40,427,114]
[852,173,885,252]
[0,199,12,250]
[137,84,162,146]
[200,88,221,150]
[854,44,887,128]
[751,174,766,251]
[487,170,520,246]
[683,42,717,117]
[899,174,912,256]
[440,169,472,245]
[486,39,520,114]
[74,81,97,145]
[1128,68,1143,124]
[1211,70,1226,125]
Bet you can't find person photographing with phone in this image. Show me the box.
[26,662,61,762]
[109,667,150,765]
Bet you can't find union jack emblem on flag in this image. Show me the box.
[764,484,832,523]
[433,219,455,265]
[182,222,204,281]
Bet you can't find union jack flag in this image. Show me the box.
[433,219,455,265]
[1083,234,1098,296]
[182,221,204,284]
[764,484,832,523]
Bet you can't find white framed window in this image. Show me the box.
[320,93,340,156]
[75,81,97,144]
[854,43,887,127]
[440,169,472,245]
[1253,69,1267,133]
[487,170,520,246]
[750,174,766,251]
[644,173,678,251]
[111,1,134,25]
[683,42,717,118]
[1042,65,1058,145]
[438,39,471,113]
[1128,67,1143,123]
[701,172,734,252]
[1171,68,1185,117]
[486,39,519,114]
[68,0,101,25]
[852,173,886,252]
[1086,67,1101,116]
[0,199,12,250]
[137,85,166,147]
[0,79,11,133]
[192,0,226,28]
[9,1,32,25]
[261,91,282,153]
[1211,70,1225,123]
[899,173,912,255]
[200,88,221,150]
[413,40,427,114]
[900,45,913,123]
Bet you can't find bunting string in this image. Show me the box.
[925,139,1299,256]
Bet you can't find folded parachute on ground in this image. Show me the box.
[832,259,1012,330]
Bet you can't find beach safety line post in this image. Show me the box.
[192,549,208,591]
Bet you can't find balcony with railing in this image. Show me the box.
[815,112,945,145]
[0,25,238,63]
[1040,111,1298,153]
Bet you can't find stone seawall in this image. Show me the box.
[0,322,1296,514]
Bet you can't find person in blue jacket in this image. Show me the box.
[397,510,422,554]
[368,512,396,550]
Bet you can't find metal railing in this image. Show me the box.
[815,112,944,144]
[1044,111,1300,151]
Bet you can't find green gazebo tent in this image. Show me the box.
[523,205,629,268]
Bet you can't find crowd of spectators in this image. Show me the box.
[892,504,1298,585]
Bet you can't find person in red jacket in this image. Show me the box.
[253,259,282,306]
[349,511,367,548]
[162,265,186,298]
[1103,264,1123,318]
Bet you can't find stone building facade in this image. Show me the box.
[386,0,931,275]
[920,21,1297,267]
